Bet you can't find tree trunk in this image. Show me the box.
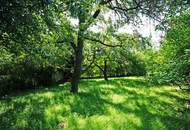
[103,60,108,81]
[70,6,102,93]
[70,27,84,93]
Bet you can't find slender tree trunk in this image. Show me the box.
[103,60,108,81]
[70,25,84,93]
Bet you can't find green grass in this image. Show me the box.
[0,77,190,130]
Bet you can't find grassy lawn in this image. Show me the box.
[0,77,190,130]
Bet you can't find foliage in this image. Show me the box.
[0,0,190,94]
[61,0,190,93]
[146,11,190,85]
[0,1,74,95]
[83,32,147,78]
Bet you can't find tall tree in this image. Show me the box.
[61,0,189,93]
[1,0,189,93]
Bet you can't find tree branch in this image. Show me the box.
[108,4,140,13]
[57,40,76,51]
[84,36,121,47]
[70,41,77,52]
[94,63,104,72]
[87,0,113,25]
[82,50,96,74]
[100,0,113,5]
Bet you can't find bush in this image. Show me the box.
[145,12,190,86]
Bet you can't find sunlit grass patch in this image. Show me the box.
[0,77,189,130]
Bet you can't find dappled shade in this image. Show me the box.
[0,77,189,130]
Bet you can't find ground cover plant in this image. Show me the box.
[0,77,189,130]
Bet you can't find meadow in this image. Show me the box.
[0,77,189,130]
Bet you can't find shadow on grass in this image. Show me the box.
[0,77,189,130]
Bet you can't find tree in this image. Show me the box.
[1,0,189,93]
[0,0,74,95]
[82,30,151,80]
[147,11,190,85]
[61,0,189,93]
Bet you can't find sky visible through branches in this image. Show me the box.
[70,13,163,49]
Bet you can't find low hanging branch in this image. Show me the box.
[94,63,104,72]
[84,36,121,47]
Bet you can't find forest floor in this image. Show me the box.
[0,77,190,130]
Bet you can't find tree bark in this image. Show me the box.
[70,1,105,93]
[70,22,84,93]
